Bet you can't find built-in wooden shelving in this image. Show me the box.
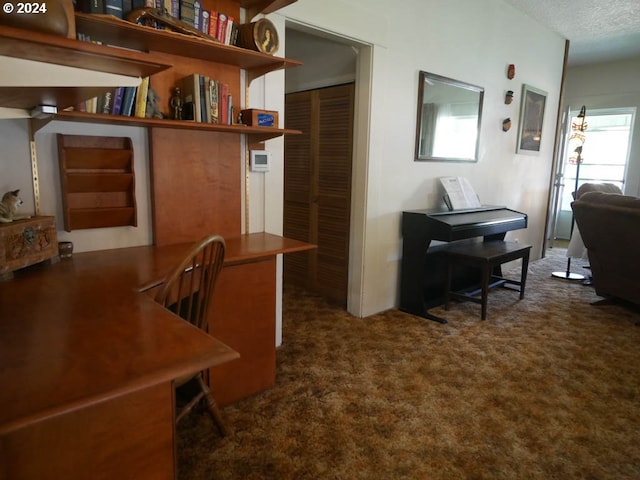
[74,13,302,82]
[0,24,171,111]
[57,134,137,231]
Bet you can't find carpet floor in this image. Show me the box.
[177,249,640,480]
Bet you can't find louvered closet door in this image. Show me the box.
[284,83,354,305]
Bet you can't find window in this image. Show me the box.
[559,108,635,212]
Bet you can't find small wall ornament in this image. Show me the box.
[502,118,512,132]
[505,90,514,105]
[507,64,515,80]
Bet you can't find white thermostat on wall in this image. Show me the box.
[250,150,271,172]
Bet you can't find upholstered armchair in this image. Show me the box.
[566,182,622,259]
[571,191,640,306]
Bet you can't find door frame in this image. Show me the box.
[284,20,374,317]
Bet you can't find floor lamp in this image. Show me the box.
[553,105,587,280]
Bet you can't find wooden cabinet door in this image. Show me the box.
[283,83,354,305]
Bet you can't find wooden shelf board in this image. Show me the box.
[55,110,302,139]
[0,24,170,110]
[241,0,297,18]
[74,14,302,74]
[0,24,170,77]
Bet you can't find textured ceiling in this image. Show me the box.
[502,0,640,65]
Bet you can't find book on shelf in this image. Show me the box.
[218,82,229,125]
[208,11,218,37]
[215,13,227,43]
[193,0,202,31]
[111,87,125,115]
[201,10,210,35]
[225,16,234,44]
[209,78,219,124]
[121,86,137,117]
[170,0,179,17]
[101,90,114,114]
[179,73,201,122]
[105,0,124,18]
[86,96,97,114]
[122,0,132,16]
[134,77,149,118]
[203,76,212,123]
[78,0,105,13]
[198,75,207,122]
[180,0,195,27]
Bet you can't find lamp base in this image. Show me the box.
[551,271,585,281]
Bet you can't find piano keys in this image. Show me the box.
[399,205,528,323]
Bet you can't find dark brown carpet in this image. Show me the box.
[177,249,640,479]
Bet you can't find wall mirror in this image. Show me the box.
[415,71,484,162]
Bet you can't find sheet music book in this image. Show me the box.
[440,176,482,210]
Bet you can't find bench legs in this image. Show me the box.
[445,245,530,321]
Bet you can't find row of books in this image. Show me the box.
[76,0,238,46]
[179,73,233,124]
[75,77,151,118]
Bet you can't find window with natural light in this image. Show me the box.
[559,108,635,212]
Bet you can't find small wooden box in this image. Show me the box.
[240,109,279,127]
[0,216,58,278]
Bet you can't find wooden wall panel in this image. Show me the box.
[1,383,175,480]
[209,258,276,406]
[149,128,241,245]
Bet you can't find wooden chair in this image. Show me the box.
[155,234,229,436]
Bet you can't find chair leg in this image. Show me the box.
[519,251,530,299]
[444,261,454,311]
[481,265,490,320]
[196,375,229,437]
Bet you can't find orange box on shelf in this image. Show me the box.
[240,109,279,127]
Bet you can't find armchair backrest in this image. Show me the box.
[571,192,640,304]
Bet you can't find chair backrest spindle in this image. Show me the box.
[155,235,226,330]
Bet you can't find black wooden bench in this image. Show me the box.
[444,240,532,320]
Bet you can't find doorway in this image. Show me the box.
[283,26,360,307]
[548,107,635,246]
[283,84,355,305]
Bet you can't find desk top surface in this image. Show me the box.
[0,233,311,434]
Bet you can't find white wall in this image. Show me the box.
[564,57,640,197]
[1,120,152,251]
[0,0,566,320]
[275,0,566,316]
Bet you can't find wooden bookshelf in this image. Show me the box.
[74,13,302,82]
[0,24,171,110]
[57,134,137,231]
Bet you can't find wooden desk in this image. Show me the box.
[0,232,312,479]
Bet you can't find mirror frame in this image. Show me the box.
[414,71,484,162]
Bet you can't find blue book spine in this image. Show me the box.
[105,0,123,18]
[199,75,206,122]
[121,86,137,117]
[111,87,124,115]
[170,0,179,17]
[193,0,202,31]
